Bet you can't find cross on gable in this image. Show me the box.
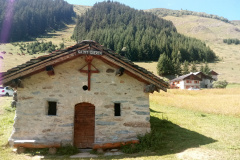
[79,56,99,91]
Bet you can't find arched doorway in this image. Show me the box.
[74,102,95,148]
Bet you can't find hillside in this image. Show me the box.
[73,5,91,16]
[72,1,216,63]
[232,20,240,25]
[163,15,240,43]
[162,15,240,83]
[0,0,75,42]
[1,4,240,82]
[137,8,240,83]
[147,8,230,23]
[0,4,87,73]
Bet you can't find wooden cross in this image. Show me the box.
[79,56,99,91]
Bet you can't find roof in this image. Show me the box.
[193,72,213,80]
[170,73,201,82]
[209,70,219,75]
[0,40,168,92]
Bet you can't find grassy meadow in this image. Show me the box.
[0,24,76,73]
[151,88,240,117]
[0,87,240,160]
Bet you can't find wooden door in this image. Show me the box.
[74,102,95,148]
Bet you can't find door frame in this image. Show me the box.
[73,102,95,148]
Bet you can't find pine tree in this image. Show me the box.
[182,60,189,74]
[200,64,204,72]
[172,58,182,75]
[59,43,65,49]
[157,52,174,76]
[190,61,197,72]
[202,63,211,75]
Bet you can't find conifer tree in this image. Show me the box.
[202,63,211,75]
[200,64,204,73]
[190,61,198,72]
[172,58,182,75]
[157,52,174,76]
[182,60,189,74]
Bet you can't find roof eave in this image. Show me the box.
[0,41,168,92]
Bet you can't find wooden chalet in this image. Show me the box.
[170,73,201,89]
[193,72,214,88]
[209,70,219,81]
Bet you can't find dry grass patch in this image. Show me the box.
[0,23,76,72]
[162,15,240,83]
[151,88,240,117]
[73,5,91,16]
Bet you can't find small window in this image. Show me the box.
[48,101,57,116]
[114,103,121,116]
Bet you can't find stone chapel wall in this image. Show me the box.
[9,56,150,146]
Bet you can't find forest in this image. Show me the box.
[0,0,75,42]
[223,38,240,45]
[72,1,216,63]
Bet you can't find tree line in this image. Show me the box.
[72,1,216,63]
[0,0,75,42]
[156,52,212,76]
[12,41,64,54]
[148,8,230,23]
[223,38,240,45]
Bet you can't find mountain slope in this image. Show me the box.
[138,10,240,82]
[72,1,216,63]
[73,5,91,16]
[163,15,240,83]
[0,0,75,42]
[0,5,90,73]
[163,15,240,43]
[147,8,231,23]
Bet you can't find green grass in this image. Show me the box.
[150,101,240,160]
[227,83,240,88]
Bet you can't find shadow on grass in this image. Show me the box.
[40,109,216,159]
[150,108,163,113]
[148,116,217,155]
[39,33,62,38]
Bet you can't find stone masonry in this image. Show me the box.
[9,56,151,146]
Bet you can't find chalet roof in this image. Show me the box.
[193,72,213,80]
[209,70,219,75]
[0,40,168,92]
[171,73,202,81]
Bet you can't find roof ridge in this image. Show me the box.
[0,40,168,92]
